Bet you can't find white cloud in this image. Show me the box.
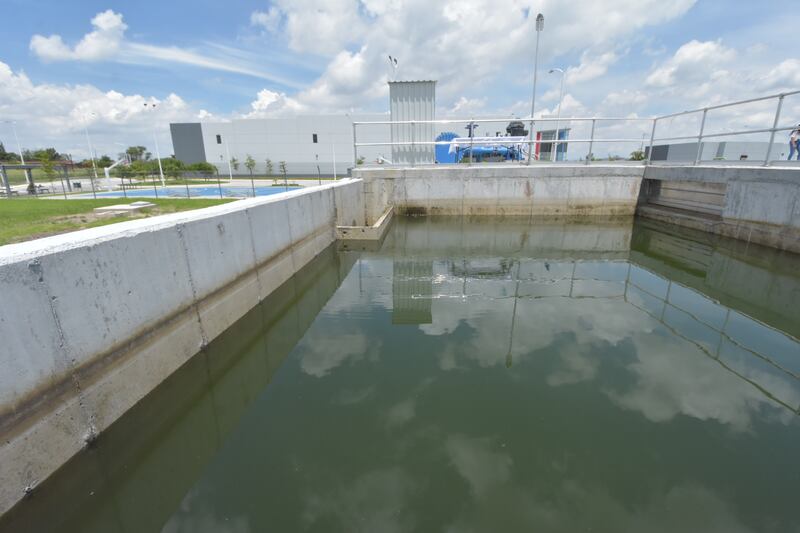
[250,7,282,33]
[567,50,620,84]
[645,40,736,88]
[30,10,127,62]
[250,0,697,113]
[29,10,299,87]
[243,88,308,117]
[0,61,206,158]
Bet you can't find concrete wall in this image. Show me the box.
[0,178,365,516]
[639,165,800,253]
[354,164,644,220]
[1,246,356,533]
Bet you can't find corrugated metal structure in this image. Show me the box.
[389,81,436,165]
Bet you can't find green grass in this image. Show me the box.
[0,198,233,246]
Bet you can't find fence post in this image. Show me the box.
[694,108,708,165]
[646,119,657,165]
[586,119,596,165]
[763,94,784,167]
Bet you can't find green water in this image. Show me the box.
[3,216,799,533]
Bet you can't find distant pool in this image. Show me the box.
[78,185,300,199]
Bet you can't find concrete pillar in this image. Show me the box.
[25,168,35,194]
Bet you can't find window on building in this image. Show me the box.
[312,133,318,143]
[216,134,222,144]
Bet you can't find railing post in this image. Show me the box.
[469,118,474,166]
[763,94,784,167]
[646,118,657,165]
[527,118,534,165]
[352,122,358,167]
[694,108,708,165]
[410,120,415,167]
[586,119,596,165]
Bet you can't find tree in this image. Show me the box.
[279,161,287,178]
[245,154,256,176]
[0,142,18,162]
[629,149,645,161]
[126,146,147,162]
[32,148,61,161]
[97,155,114,168]
[356,156,365,165]
[160,157,184,179]
[230,157,239,173]
[265,158,273,176]
[39,151,56,187]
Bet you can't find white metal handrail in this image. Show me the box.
[352,90,800,167]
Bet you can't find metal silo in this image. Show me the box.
[389,81,436,165]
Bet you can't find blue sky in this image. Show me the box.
[0,0,798,158]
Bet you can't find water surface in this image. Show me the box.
[3,216,799,533]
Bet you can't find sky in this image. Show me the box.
[0,0,799,159]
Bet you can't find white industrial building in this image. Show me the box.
[171,113,387,176]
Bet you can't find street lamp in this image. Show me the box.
[527,13,544,164]
[3,121,25,164]
[549,68,565,162]
[143,102,166,187]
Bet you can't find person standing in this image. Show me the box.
[789,125,800,160]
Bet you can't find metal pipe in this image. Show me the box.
[655,89,800,120]
[550,68,565,162]
[586,119,596,165]
[646,119,657,164]
[694,108,708,165]
[355,138,654,147]
[352,116,656,126]
[352,122,358,167]
[763,95,784,166]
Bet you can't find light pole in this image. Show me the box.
[549,68,565,162]
[143,103,165,187]
[527,13,544,164]
[83,113,99,198]
[3,121,25,164]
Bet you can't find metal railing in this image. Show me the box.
[352,90,800,167]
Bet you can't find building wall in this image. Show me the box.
[170,114,386,177]
[170,123,207,164]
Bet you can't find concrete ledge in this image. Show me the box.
[336,205,394,241]
[644,164,800,183]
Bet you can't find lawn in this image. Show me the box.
[0,198,234,246]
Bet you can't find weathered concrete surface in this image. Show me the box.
[0,178,364,516]
[0,246,356,533]
[639,166,800,253]
[336,206,394,242]
[354,165,644,219]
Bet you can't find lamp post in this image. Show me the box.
[527,13,544,164]
[143,102,166,187]
[549,68,565,162]
[3,121,25,164]
[83,113,99,199]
